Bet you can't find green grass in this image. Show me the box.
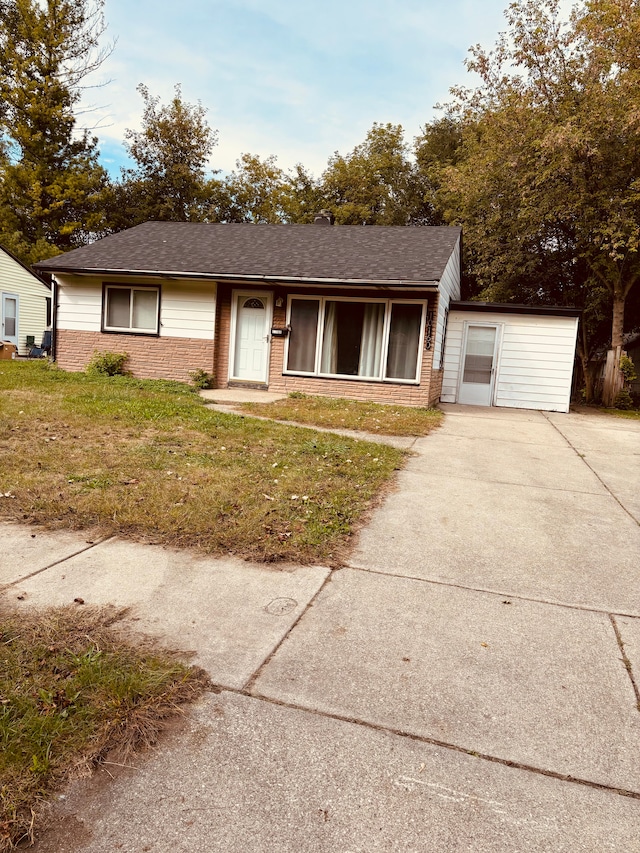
[238,392,443,436]
[0,603,209,850]
[0,362,405,563]
[599,407,640,419]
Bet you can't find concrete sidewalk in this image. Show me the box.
[3,405,640,851]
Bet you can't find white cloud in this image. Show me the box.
[82,0,567,177]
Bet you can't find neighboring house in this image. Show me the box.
[34,219,579,412]
[35,219,462,408]
[1,245,51,356]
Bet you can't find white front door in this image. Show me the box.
[458,324,499,406]
[2,294,18,346]
[231,292,272,383]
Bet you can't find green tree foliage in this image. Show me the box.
[108,84,219,226]
[214,153,289,223]
[413,116,465,228]
[318,123,424,225]
[437,0,640,400]
[0,0,111,264]
[280,163,327,224]
[208,125,439,226]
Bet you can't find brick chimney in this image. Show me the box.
[313,209,335,226]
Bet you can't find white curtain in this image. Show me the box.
[287,299,319,372]
[386,304,421,380]
[132,290,158,330]
[320,301,338,373]
[106,288,130,328]
[358,303,384,377]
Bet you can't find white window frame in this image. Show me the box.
[102,284,160,335]
[284,295,427,385]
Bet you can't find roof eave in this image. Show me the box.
[43,266,441,288]
[450,301,582,318]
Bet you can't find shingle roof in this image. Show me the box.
[35,222,461,284]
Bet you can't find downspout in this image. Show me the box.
[51,276,58,362]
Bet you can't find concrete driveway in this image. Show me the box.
[3,405,640,851]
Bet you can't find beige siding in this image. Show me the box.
[440,313,465,401]
[0,248,50,355]
[56,275,102,331]
[432,237,461,369]
[55,274,216,340]
[159,280,216,339]
[441,310,578,413]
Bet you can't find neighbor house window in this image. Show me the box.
[285,296,425,383]
[103,285,160,334]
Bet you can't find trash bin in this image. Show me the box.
[0,342,18,359]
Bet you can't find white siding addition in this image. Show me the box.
[432,236,461,370]
[441,309,579,413]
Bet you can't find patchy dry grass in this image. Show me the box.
[599,407,640,420]
[572,404,640,421]
[0,362,405,563]
[239,392,443,436]
[0,603,209,851]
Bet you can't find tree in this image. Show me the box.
[114,84,219,225]
[439,0,640,402]
[319,123,425,225]
[213,153,288,223]
[279,163,326,224]
[0,0,111,264]
[413,116,465,228]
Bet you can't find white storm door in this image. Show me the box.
[232,293,271,382]
[458,324,499,406]
[2,294,18,346]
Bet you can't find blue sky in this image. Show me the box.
[80,0,522,178]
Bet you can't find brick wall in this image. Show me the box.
[213,284,232,386]
[267,320,438,406]
[213,284,442,408]
[428,369,444,406]
[56,330,215,383]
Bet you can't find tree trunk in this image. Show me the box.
[576,328,593,403]
[581,354,594,403]
[602,292,626,406]
[611,291,625,349]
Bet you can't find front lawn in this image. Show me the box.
[239,392,443,436]
[0,603,208,851]
[0,362,405,563]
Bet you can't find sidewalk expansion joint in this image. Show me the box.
[610,614,640,711]
[425,469,611,498]
[241,568,335,693]
[219,686,640,801]
[1,535,115,590]
[345,564,640,619]
[542,412,639,526]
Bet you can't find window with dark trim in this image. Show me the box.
[103,285,160,334]
[285,296,425,383]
